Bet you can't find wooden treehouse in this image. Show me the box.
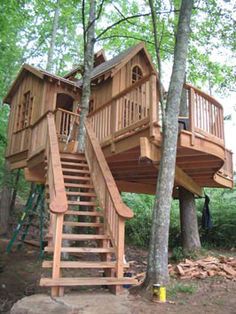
[4,42,233,296]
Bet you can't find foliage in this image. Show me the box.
[123,193,154,247]
[123,187,236,250]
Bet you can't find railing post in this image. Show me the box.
[51,213,64,297]
[149,73,158,139]
[110,100,118,152]
[189,88,195,146]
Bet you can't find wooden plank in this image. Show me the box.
[42,261,127,269]
[40,277,137,287]
[64,183,93,188]
[64,210,103,216]
[63,175,91,181]
[140,137,161,162]
[116,180,156,195]
[66,191,96,197]
[175,166,203,196]
[45,247,114,253]
[61,234,108,240]
[67,201,96,206]
[61,161,89,168]
[63,221,103,227]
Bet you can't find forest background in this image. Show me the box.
[0,0,235,251]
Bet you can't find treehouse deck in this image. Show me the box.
[3,42,233,296]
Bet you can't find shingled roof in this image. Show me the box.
[64,42,157,82]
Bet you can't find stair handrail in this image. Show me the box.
[84,120,133,219]
[46,112,68,213]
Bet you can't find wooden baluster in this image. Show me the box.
[189,88,195,145]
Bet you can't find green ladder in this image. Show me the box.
[6,184,45,258]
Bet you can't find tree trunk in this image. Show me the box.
[77,0,96,152]
[10,169,20,212]
[46,0,60,72]
[144,0,194,287]
[0,162,12,235]
[179,187,201,252]
[179,75,201,252]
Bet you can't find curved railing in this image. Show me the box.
[183,84,224,144]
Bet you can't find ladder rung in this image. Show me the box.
[65,210,103,216]
[60,153,86,161]
[66,191,96,197]
[42,261,120,269]
[61,234,108,240]
[63,221,103,227]
[61,161,89,168]
[65,183,93,188]
[67,201,97,206]
[63,175,91,181]
[62,168,90,174]
[44,247,114,253]
[40,277,137,287]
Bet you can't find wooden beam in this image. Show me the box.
[140,137,202,196]
[175,166,203,196]
[116,180,156,195]
[140,137,161,162]
[24,168,44,183]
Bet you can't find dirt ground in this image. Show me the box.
[0,238,236,314]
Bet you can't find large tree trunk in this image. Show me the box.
[0,162,12,235]
[46,0,60,72]
[179,76,201,252]
[77,0,96,152]
[144,0,194,287]
[179,187,201,252]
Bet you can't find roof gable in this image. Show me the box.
[4,64,80,104]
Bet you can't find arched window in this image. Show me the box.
[132,65,143,83]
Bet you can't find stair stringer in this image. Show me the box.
[84,121,134,288]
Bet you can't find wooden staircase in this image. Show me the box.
[40,114,136,296]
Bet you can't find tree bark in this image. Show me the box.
[0,162,12,235]
[10,169,20,213]
[46,0,60,72]
[179,187,201,252]
[77,0,96,152]
[144,0,194,287]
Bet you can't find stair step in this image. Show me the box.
[63,221,103,227]
[60,153,86,162]
[63,175,91,181]
[61,161,89,168]
[42,261,120,269]
[40,277,137,287]
[67,201,97,206]
[65,183,93,189]
[66,191,96,197]
[45,247,114,253]
[62,168,90,174]
[61,234,109,240]
[65,210,103,216]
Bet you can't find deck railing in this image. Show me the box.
[87,73,158,144]
[219,149,233,179]
[184,84,224,144]
[85,120,133,277]
[55,108,80,142]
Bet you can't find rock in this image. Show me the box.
[10,294,75,314]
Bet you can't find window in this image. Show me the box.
[132,65,143,83]
[16,91,33,130]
